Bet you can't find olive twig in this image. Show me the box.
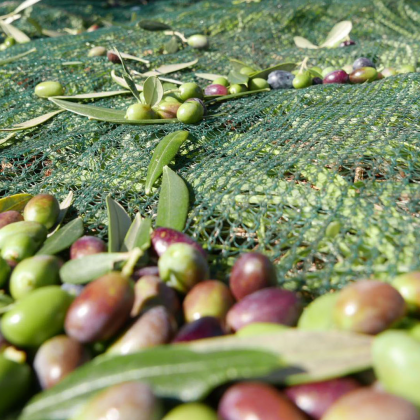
[164,30,188,43]
[121,247,144,278]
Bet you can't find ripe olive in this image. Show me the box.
[204,84,229,96]
[70,236,107,259]
[392,271,420,313]
[349,67,378,84]
[0,210,23,229]
[172,316,224,343]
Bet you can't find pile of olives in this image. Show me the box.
[1,193,420,419]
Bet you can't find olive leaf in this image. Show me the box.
[138,20,172,31]
[320,21,352,48]
[59,253,129,284]
[0,0,41,19]
[139,59,198,77]
[145,130,189,194]
[0,132,16,146]
[143,76,164,108]
[229,58,260,71]
[115,49,142,103]
[111,70,143,91]
[249,62,297,79]
[0,193,32,212]
[308,68,323,79]
[25,17,43,34]
[36,218,84,256]
[108,50,150,65]
[0,47,36,66]
[156,166,189,231]
[121,215,151,252]
[164,36,179,54]
[293,36,319,49]
[195,72,225,81]
[0,110,64,132]
[49,191,74,235]
[106,196,132,253]
[51,91,130,100]
[228,70,249,85]
[205,88,269,104]
[0,21,30,43]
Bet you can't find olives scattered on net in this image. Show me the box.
[34,81,65,98]
[212,77,229,87]
[249,78,269,90]
[186,97,208,115]
[107,50,121,63]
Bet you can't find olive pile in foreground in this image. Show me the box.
[0,194,420,418]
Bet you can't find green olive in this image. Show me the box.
[187,34,209,49]
[0,221,47,250]
[0,257,10,288]
[176,102,204,124]
[4,37,15,48]
[292,71,312,89]
[239,66,255,76]
[163,403,218,420]
[310,66,323,75]
[228,84,247,94]
[23,194,60,230]
[298,292,338,330]
[212,77,229,87]
[87,46,107,57]
[125,103,158,120]
[34,81,64,98]
[249,78,269,90]
[0,234,38,263]
[179,82,203,101]
[382,68,398,78]
[341,64,353,74]
[398,65,416,74]
[236,322,289,337]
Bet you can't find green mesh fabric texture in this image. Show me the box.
[1,0,420,295]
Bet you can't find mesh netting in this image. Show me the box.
[2,0,420,295]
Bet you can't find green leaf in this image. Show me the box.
[164,36,179,54]
[0,110,64,132]
[140,59,198,77]
[0,47,36,66]
[308,68,323,79]
[249,62,297,79]
[49,98,177,125]
[229,58,259,71]
[121,215,151,252]
[116,49,141,103]
[106,196,132,253]
[36,218,83,256]
[145,130,189,194]
[143,76,164,107]
[111,70,143,91]
[49,190,74,235]
[205,88,269,104]
[25,17,43,34]
[228,70,249,85]
[41,29,64,38]
[156,166,189,231]
[293,36,319,49]
[108,50,149,64]
[320,21,352,48]
[60,253,129,284]
[0,193,32,212]
[195,72,225,81]
[138,20,172,31]
[0,21,30,43]
[51,91,130,100]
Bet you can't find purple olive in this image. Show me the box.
[183,280,234,323]
[65,272,134,343]
[34,335,89,389]
[340,40,356,47]
[353,57,376,70]
[151,227,206,258]
[226,287,302,331]
[156,102,181,119]
[218,382,307,420]
[322,388,420,420]
[229,252,277,300]
[284,378,361,419]
[312,77,323,85]
[186,98,208,115]
[70,236,107,259]
[0,211,23,229]
[204,84,229,96]
[334,280,406,334]
[132,266,160,279]
[323,70,349,84]
[107,51,121,64]
[172,316,225,343]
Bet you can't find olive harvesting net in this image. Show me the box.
[2,0,420,296]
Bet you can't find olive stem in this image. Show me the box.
[121,247,143,278]
[298,57,309,74]
[164,30,188,43]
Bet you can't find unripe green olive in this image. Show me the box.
[163,403,218,420]
[35,81,65,98]
[125,103,158,120]
[236,322,289,337]
[177,101,204,124]
[293,71,312,89]
[23,193,60,229]
[187,34,209,49]
[239,66,255,76]
[393,272,420,313]
[1,234,38,263]
[398,64,416,74]
[179,82,203,101]
[88,46,107,57]
[212,77,229,87]
[4,37,15,48]
[298,293,338,331]
[249,78,269,90]
[229,84,247,94]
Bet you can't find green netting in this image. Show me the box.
[2,0,420,295]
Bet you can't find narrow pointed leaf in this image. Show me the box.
[0,110,64,132]
[108,50,149,64]
[111,70,143,91]
[121,215,151,252]
[49,191,74,235]
[13,0,42,15]
[138,20,172,31]
[195,72,225,81]
[294,36,319,49]
[0,47,36,66]
[228,70,249,85]
[106,196,132,253]
[116,50,141,102]
[0,132,17,146]
[143,76,164,107]
[26,17,43,34]
[36,218,83,255]
[145,130,189,194]
[320,21,352,48]
[51,91,130,100]
[229,58,259,71]
[308,68,323,78]
[140,59,198,77]
[0,21,30,43]
[0,193,32,212]
[156,166,189,231]
[249,62,297,79]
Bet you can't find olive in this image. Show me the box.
[132,266,160,279]
[323,70,349,84]
[177,101,204,124]
[312,77,323,85]
[1,234,38,263]
[372,330,420,405]
[218,382,307,420]
[292,71,312,89]
[229,252,277,300]
[0,257,11,288]
[163,403,218,420]
[204,84,229,96]
[297,292,338,331]
[284,378,361,419]
[156,101,181,119]
[183,280,234,323]
[88,46,107,57]
[151,227,206,258]
[0,210,23,229]
[4,36,15,47]
[392,272,420,313]
[267,70,295,89]
[353,57,376,70]
[87,24,100,32]
[408,321,420,341]
[107,51,121,63]
[107,306,176,355]
[0,354,31,416]
[186,98,208,115]
[341,64,353,74]
[23,194,60,229]
[212,77,229,87]
[340,39,356,47]
[239,66,255,76]
[187,34,209,49]
[376,72,384,80]
[125,103,158,120]
[226,287,302,331]
[322,67,338,77]
[34,81,64,98]
[179,82,204,101]
[382,68,398,77]
[1,286,73,347]
[236,322,288,337]
[71,381,162,420]
[322,388,420,420]
[10,255,61,300]
[249,78,269,90]
[172,316,224,343]
[65,272,134,343]
[158,243,209,293]
[0,220,47,249]
[70,236,107,259]
[398,64,416,73]
[334,280,406,334]
[349,67,378,84]
[228,84,247,94]
[34,335,89,389]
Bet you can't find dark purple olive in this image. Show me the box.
[131,275,180,317]
[0,211,23,229]
[107,306,176,355]
[226,287,302,331]
[349,67,378,84]
[173,316,225,343]
[322,388,420,420]
[34,335,89,389]
[151,227,206,258]
[285,378,361,419]
[107,51,121,64]
[70,236,107,259]
[323,70,349,84]
[334,280,406,334]
[312,77,323,85]
[340,40,356,47]
[132,266,160,280]
[353,57,376,70]
[65,272,134,343]
[183,280,234,323]
[218,382,307,420]
[204,84,229,96]
[229,252,277,300]
[186,98,208,115]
